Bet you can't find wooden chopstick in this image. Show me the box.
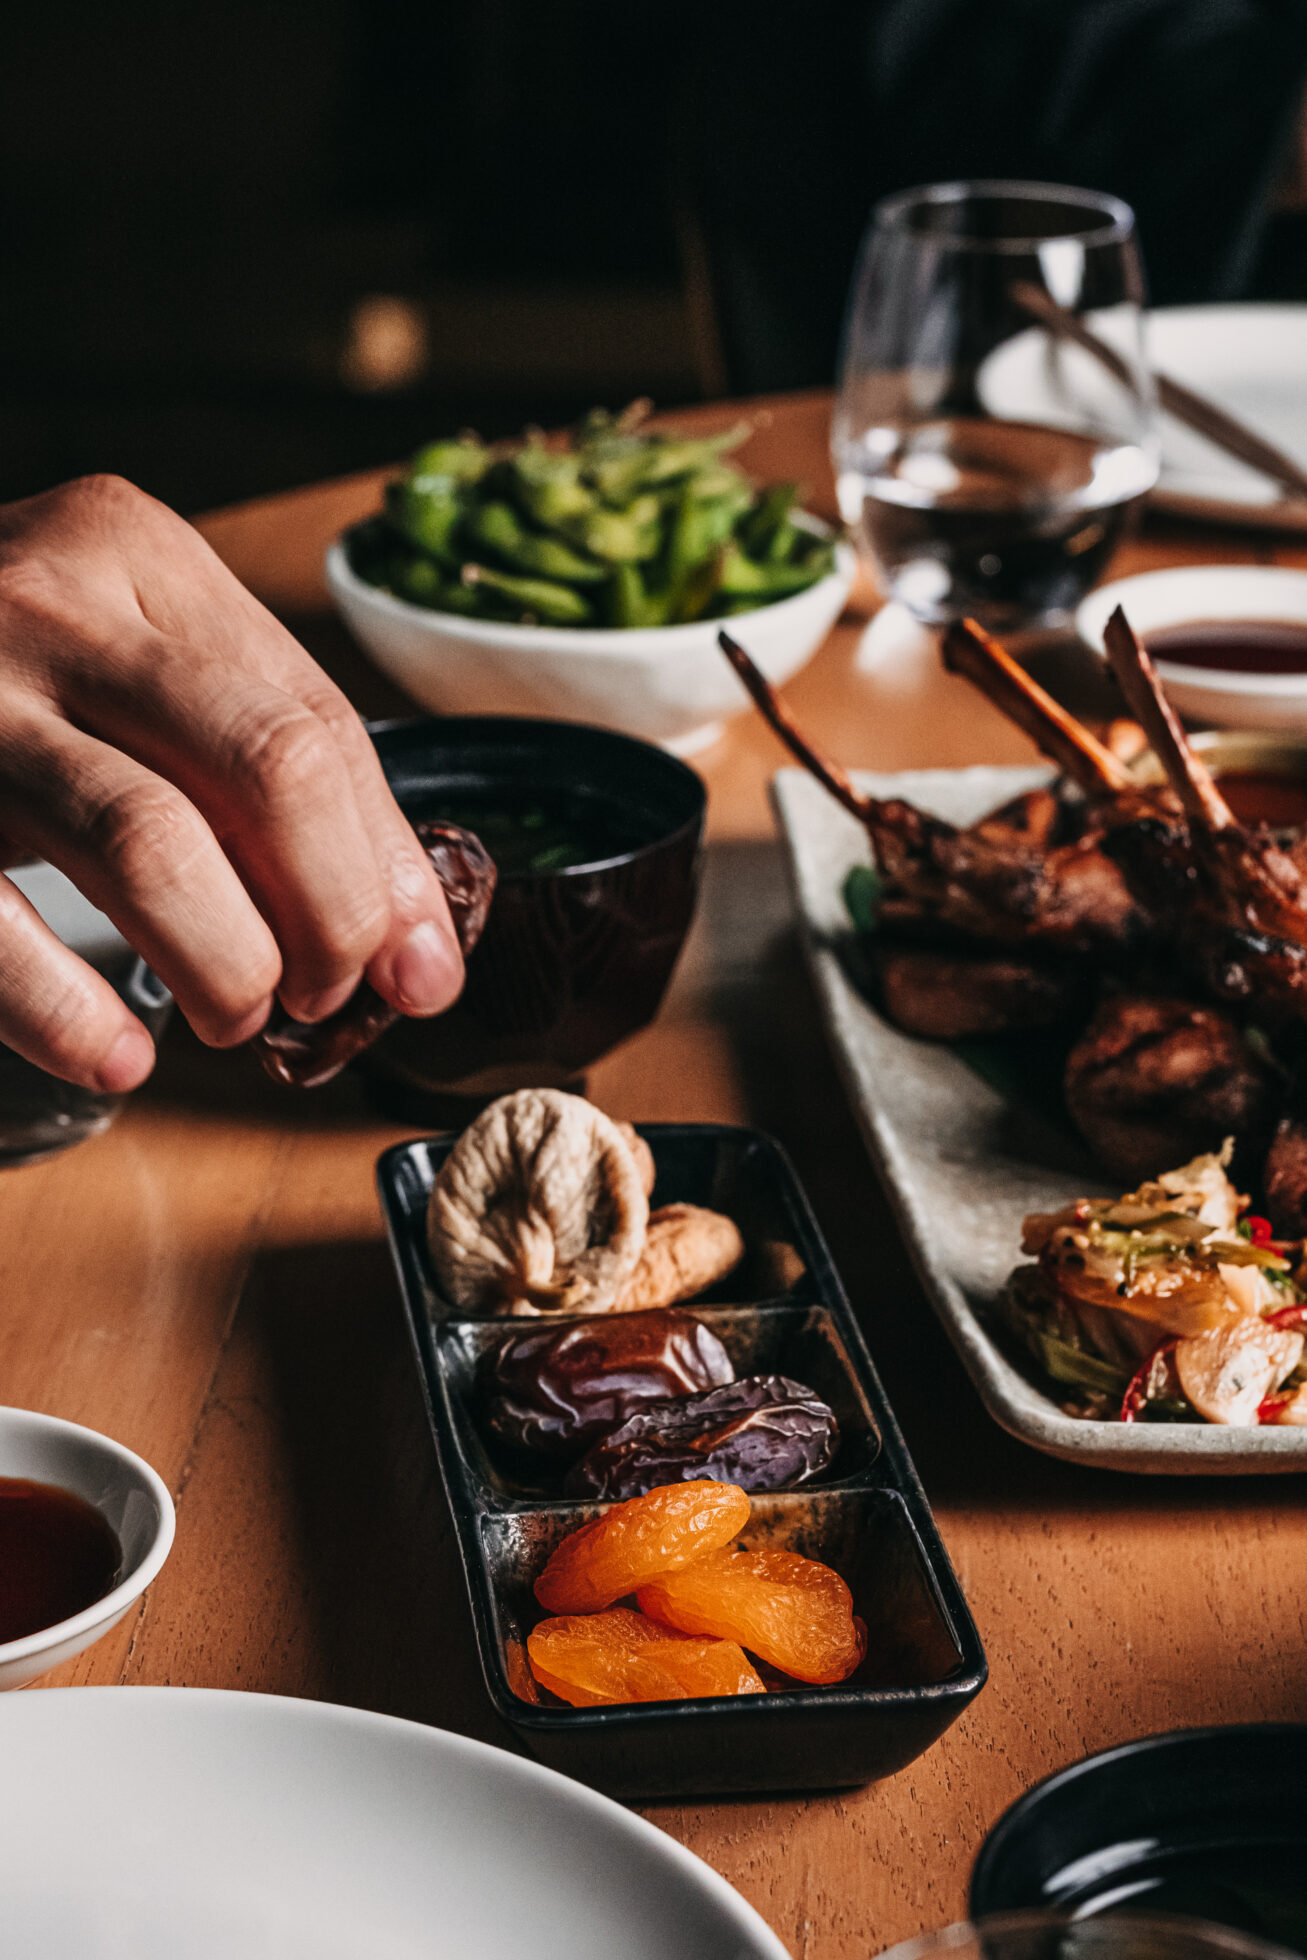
[1012,281,1307,505]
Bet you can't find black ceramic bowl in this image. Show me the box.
[365,716,705,1106]
[971,1724,1307,1952]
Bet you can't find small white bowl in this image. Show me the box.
[0,1407,174,1688]
[326,529,856,757]
[1076,565,1307,730]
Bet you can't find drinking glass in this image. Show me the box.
[878,1915,1299,1960]
[0,864,171,1167]
[832,181,1159,630]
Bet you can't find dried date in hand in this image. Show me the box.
[564,1374,838,1499]
[254,820,496,1089]
[484,1309,734,1459]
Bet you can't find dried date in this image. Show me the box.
[254,820,496,1088]
[484,1309,734,1459]
[564,1373,838,1499]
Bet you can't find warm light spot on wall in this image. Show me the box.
[340,295,429,392]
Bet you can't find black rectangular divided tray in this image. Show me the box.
[377,1123,987,1799]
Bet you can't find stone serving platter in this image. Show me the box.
[772,763,1307,1474]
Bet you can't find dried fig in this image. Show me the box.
[615,1203,744,1311]
[616,1122,656,1199]
[427,1089,648,1314]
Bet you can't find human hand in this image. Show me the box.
[0,474,465,1091]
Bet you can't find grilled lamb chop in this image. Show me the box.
[719,627,1147,955]
[1064,994,1280,1182]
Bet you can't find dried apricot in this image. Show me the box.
[533,1479,750,1614]
[637,1546,866,1684]
[527,1608,765,1705]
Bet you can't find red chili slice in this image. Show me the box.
[1266,1302,1307,1330]
[1120,1337,1179,1424]
[1243,1215,1275,1247]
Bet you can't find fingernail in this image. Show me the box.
[97,1024,156,1093]
[282,977,358,1025]
[388,920,463,1015]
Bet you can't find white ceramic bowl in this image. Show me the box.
[327,527,856,756]
[0,1407,174,1688]
[1076,565,1307,730]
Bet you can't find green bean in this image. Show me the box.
[468,500,607,583]
[463,563,593,625]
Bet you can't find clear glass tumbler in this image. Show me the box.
[832,181,1158,631]
[878,1916,1300,1960]
[0,864,171,1168]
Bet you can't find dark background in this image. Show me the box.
[3,0,1306,517]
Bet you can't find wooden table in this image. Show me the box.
[12,395,1307,1956]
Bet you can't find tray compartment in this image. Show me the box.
[437,1303,882,1501]
[480,1488,972,1797]
[377,1122,987,1797]
[382,1126,819,1324]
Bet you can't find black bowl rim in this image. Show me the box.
[970,1720,1307,1915]
[366,712,707,882]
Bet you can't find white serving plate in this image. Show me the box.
[327,528,855,758]
[772,763,1307,1474]
[0,1688,790,1960]
[981,303,1307,532]
[0,1407,174,1687]
[1146,304,1307,528]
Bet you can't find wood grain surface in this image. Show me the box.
[9,395,1306,1956]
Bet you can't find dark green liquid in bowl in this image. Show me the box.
[417,786,648,879]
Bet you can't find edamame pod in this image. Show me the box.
[737,481,799,558]
[389,551,446,607]
[463,563,594,625]
[510,449,593,527]
[563,504,661,564]
[715,543,828,599]
[469,500,607,583]
[360,408,842,630]
[409,438,490,484]
[385,481,462,565]
[606,563,674,627]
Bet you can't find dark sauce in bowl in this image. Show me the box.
[0,1477,122,1644]
[1147,619,1307,675]
[1211,770,1307,829]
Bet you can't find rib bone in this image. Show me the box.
[1101,606,1235,831]
[717,628,871,822]
[941,617,1131,794]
